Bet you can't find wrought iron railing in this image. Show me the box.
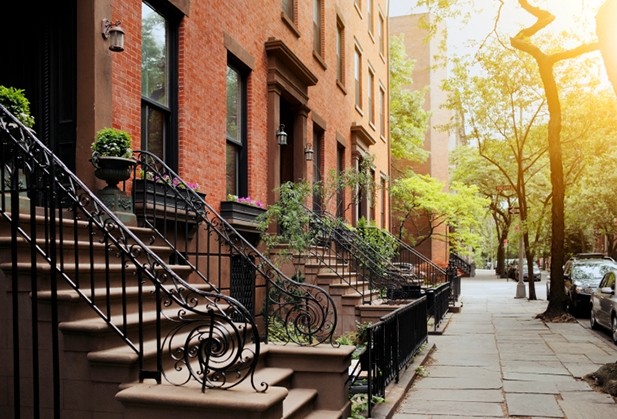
[129,151,337,346]
[373,228,448,288]
[0,105,335,416]
[449,252,472,277]
[306,209,408,303]
[348,298,428,417]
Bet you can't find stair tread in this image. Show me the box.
[282,388,318,419]
[39,283,214,300]
[302,409,345,419]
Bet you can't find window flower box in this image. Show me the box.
[219,200,266,228]
[132,178,206,215]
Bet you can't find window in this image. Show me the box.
[313,0,323,57]
[226,62,248,197]
[367,0,373,35]
[336,145,345,218]
[368,69,375,125]
[312,126,324,212]
[141,2,178,166]
[336,19,345,85]
[354,47,362,109]
[379,86,386,138]
[378,14,385,56]
[380,175,387,228]
[282,0,295,21]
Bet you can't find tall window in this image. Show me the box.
[379,86,386,138]
[378,14,385,56]
[226,62,247,197]
[312,127,324,212]
[336,19,345,85]
[380,175,387,227]
[336,145,345,218]
[367,0,373,35]
[368,69,375,125]
[313,0,323,56]
[354,48,362,109]
[282,0,295,20]
[141,2,177,166]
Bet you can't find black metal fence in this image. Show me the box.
[350,297,428,417]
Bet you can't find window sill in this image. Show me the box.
[313,51,327,70]
[281,13,301,38]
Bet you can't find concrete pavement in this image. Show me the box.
[372,269,617,418]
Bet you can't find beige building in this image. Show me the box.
[389,13,454,267]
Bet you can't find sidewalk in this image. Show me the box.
[372,269,617,418]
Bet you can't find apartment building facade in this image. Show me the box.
[1,0,390,229]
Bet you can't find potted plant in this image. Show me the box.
[91,127,136,189]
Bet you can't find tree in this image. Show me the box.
[510,0,601,317]
[389,35,430,164]
[390,172,489,253]
[442,39,554,300]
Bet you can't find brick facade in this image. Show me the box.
[98,0,391,228]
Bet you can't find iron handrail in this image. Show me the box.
[307,209,408,300]
[1,105,264,393]
[130,151,337,346]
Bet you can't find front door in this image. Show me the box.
[0,1,77,172]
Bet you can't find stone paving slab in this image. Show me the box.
[500,359,571,375]
[503,380,559,394]
[424,365,502,379]
[505,393,563,417]
[558,399,617,419]
[412,376,502,390]
[502,371,577,383]
[395,399,505,417]
[560,389,616,404]
[405,388,504,402]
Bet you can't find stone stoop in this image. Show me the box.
[112,343,354,419]
[1,213,354,418]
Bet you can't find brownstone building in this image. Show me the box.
[1,0,393,417]
[1,0,390,228]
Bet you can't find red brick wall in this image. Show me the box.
[105,0,389,223]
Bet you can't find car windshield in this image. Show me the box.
[572,263,616,280]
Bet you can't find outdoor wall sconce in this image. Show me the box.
[101,18,125,52]
[276,124,288,146]
[304,144,314,161]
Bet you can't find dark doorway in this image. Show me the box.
[0,2,77,171]
[280,98,296,185]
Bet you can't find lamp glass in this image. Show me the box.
[276,125,287,145]
[109,26,125,52]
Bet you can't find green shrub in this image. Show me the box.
[91,127,133,158]
[0,85,35,128]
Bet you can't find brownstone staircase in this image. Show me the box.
[0,209,352,418]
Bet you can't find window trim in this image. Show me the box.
[226,58,249,198]
[140,0,180,170]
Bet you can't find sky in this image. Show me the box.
[387,0,604,57]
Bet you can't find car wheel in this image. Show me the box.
[612,316,617,345]
[590,306,599,330]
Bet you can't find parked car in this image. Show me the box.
[515,263,541,282]
[590,269,617,344]
[546,253,617,314]
[564,256,617,315]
